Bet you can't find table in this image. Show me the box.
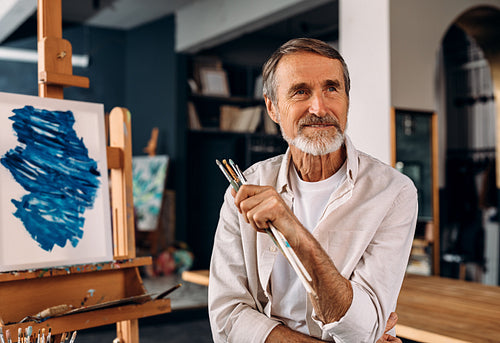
[182,269,209,286]
[396,273,500,343]
[181,271,500,342]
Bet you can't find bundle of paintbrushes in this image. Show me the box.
[216,159,316,298]
[0,327,77,343]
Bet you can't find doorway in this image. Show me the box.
[439,7,500,285]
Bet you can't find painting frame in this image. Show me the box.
[200,68,230,96]
[0,91,113,272]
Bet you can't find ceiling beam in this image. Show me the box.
[0,0,37,44]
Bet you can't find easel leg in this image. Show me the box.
[116,319,139,343]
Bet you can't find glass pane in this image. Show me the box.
[395,110,433,220]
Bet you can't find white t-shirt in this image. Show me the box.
[270,161,347,334]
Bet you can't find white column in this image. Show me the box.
[339,0,392,163]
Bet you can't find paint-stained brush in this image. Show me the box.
[68,332,77,343]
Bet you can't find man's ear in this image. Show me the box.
[264,95,279,124]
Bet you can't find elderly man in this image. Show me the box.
[209,38,417,342]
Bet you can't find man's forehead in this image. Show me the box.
[275,53,344,86]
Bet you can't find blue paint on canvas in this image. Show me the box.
[0,105,101,251]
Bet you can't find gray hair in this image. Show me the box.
[262,38,350,106]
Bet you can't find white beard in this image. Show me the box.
[278,113,346,156]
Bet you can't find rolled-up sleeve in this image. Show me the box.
[312,184,418,342]
[209,188,280,343]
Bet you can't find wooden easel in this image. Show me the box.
[0,1,170,342]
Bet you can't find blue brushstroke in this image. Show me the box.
[0,105,101,251]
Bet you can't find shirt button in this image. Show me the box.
[270,246,277,252]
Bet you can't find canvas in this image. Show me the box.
[132,155,169,231]
[0,92,113,272]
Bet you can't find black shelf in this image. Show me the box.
[179,55,287,269]
[189,93,263,105]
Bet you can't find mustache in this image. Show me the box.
[298,115,342,130]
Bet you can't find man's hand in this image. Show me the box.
[376,312,402,343]
[266,312,401,342]
[232,184,301,241]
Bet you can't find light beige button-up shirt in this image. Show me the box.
[209,136,418,342]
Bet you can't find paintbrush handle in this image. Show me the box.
[217,159,315,296]
[68,331,77,343]
[268,224,315,297]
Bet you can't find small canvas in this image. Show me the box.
[0,92,113,272]
[132,155,169,231]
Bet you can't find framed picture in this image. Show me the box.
[200,68,230,96]
[0,91,113,272]
[132,155,169,231]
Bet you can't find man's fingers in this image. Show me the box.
[385,312,398,333]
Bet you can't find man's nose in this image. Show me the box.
[309,93,328,116]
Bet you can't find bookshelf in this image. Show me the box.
[178,55,287,269]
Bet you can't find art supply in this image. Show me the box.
[215,159,316,298]
[155,283,182,300]
[17,328,21,343]
[25,327,32,343]
[6,330,11,343]
[45,329,51,343]
[0,327,5,343]
[68,331,77,343]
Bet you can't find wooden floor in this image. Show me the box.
[396,274,500,343]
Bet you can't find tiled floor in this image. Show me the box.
[77,274,213,342]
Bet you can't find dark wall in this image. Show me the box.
[0,15,177,160]
[64,26,127,113]
[0,36,38,96]
[0,16,184,240]
[125,16,177,160]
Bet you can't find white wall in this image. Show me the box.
[339,0,392,163]
[390,0,500,111]
[340,0,500,165]
[390,0,500,186]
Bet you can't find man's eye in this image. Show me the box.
[327,86,336,92]
[295,89,306,95]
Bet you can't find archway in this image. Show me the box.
[438,6,500,285]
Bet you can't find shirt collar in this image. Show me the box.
[276,134,359,193]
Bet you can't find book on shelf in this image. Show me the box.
[187,101,202,129]
[220,105,262,133]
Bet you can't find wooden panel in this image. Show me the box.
[37,0,62,40]
[182,270,209,286]
[107,146,124,169]
[397,274,500,342]
[39,71,89,88]
[390,107,396,167]
[0,269,142,324]
[430,113,440,275]
[109,107,136,259]
[0,257,151,283]
[0,299,170,336]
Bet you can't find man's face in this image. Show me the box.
[265,52,349,156]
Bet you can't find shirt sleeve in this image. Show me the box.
[208,188,280,343]
[312,184,418,342]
